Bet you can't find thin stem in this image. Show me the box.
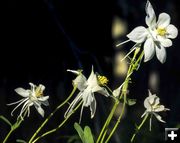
[96,98,119,143]
[100,49,144,142]
[100,129,108,143]
[28,86,77,143]
[3,111,27,143]
[130,114,149,142]
[3,128,13,143]
[104,95,126,143]
[31,101,83,143]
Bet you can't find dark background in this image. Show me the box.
[0,0,180,142]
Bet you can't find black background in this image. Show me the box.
[0,0,180,143]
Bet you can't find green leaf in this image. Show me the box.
[74,122,85,143]
[127,98,136,106]
[84,126,94,143]
[0,115,12,127]
[16,139,27,143]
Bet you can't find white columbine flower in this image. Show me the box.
[127,0,178,63]
[7,83,49,118]
[64,66,110,122]
[141,90,170,131]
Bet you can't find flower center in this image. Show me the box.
[35,87,43,97]
[98,75,109,85]
[157,28,167,36]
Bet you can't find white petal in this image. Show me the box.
[113,84,123,97]
[41,100,49,106]
[64,92,83,118]
[127,26,148,43]
[148,94,156,104]
[154,97,160,106]
[38,84,45,91]
[157,36,172,47]
[83,91,93,107]
[29,82,36,92]
[38,96,49,101]
[90,96,97,118]
[144,38,155,62]
[145,0,156,28]
[167,24,178,39]
[94,86,109,97]
[154,105,165,112]
[155,45,167,63]
[141,111,147,118]
[73,74,87,91]
[36,106,45,117]
[67,69,81,75]
[87,65,96,84]
[144,98,151,110]
[15,88,30,97]
[153,113,166,123]
[157,13,170,28]
[10,98,29,116]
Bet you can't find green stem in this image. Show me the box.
[96,98,119,143]
[31,101,83,143]
[3,128,14,143]
[130,114,149,142]
[3,111,26,143]
[28,86,77,143]
[104,95,126,143]
[100,49,144,142]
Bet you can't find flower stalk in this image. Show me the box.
[28,85,77,143]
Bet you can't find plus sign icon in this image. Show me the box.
[165,128,179,143]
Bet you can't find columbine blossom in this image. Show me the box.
[64,66,109,122]
[141,90,170,131]
[7,83,49,118]
[125,0,178,63]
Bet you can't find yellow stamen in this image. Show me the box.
[98,75,109,85]
[35,87,43,97]
[157,28,167,36]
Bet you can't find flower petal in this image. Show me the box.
[141,111,147,118]
[157,13,170,28]
[155,44,167,63]
[145,0,156,28]
[90,96,97,118]
[67,69,81,75]
[144,98,151,110]
[154,105,165,112]
[112,83,124,97]
[38,84,45,91]
[36,106,45,117]
[73,74,87,91]
[157,36,172,47]
[144,38,155,62]
[153,113,166,123]
[148,94,156,104]
[15,88,30,97]
[64,92,83,118]
[94,86,109,97]
[38,96,49,101]
[127,26,148,43]
[167,24,178,39]
[154,97,160,106]
[87,65,97,84]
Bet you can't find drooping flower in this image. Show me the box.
[126,0,178,63]
[7,83,49,118]
[141,90,170,131]
[64,66,110,122]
